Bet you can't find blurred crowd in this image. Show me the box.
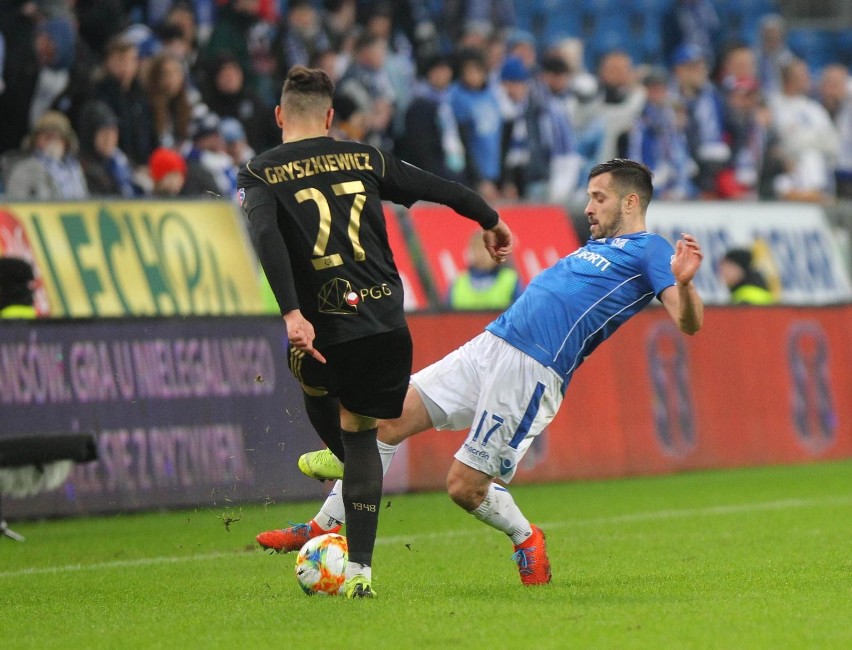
[0,0,850,205]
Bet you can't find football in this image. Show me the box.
[294,533,348,595]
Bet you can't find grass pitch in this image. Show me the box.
[2,460,851,649]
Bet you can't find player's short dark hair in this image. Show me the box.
[280,65,335,116]
[589,159,654,212]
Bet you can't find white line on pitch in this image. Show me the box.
[2,495,850,579]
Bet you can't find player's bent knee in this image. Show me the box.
[446,468,487,512]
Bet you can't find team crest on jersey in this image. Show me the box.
[237,187,246,206]
[318,277,358,315]
[610,237,628,249]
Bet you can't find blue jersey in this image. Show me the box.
[486,232,676,390]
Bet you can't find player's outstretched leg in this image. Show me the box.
[448,462,552,586]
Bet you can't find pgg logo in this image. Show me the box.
[359,283,392,301]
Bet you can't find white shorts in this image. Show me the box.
[410,331,564,482]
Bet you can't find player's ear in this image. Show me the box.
[325,107,334,131]
[274,105,285,129]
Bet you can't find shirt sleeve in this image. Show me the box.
[375,149,499,229]
[642,235,677,299]
[238,164,300,314]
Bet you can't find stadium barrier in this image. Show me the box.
[0,201,267,317]
[403,306,851,491]
[0,317,332,518]
[2,199,850,316]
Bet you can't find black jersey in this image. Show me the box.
[238,136,498,348]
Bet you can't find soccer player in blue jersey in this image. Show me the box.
[257,158,705,586]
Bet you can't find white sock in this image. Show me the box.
[377,440,398,474]
[471,483,532,545]
[345,562,372,581]
[316,480,345,529]
[315,442,399,527]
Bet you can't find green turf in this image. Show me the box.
[2,460,851,649]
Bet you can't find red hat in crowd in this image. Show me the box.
[148,147,187,182]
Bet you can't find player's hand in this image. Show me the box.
[672,233,703,285]
[283,310,327,364]
[483,218,513,264]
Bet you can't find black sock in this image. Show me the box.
[303,394,345,461]
[341,428,382,566]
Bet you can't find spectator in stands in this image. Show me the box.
[310,47,346,84]
[322,0,358,54]
[146,145,218,198]
[202,0,274,100]
[536,51,594,198]
[434,0,516,54]
[121,23,164,81]
[718,248,777,306]
[717,43,757,92]
[277,0,331,71]
[145,51,201,151]
[0,0,41,155]
[769,58,839,202]
[337,31,397,149]
[202,54,278,153]
[77,100,139,197]
[155,21,194,74]
[147,146,187,197]
[29,15,84,129]
[627,68,697,200]
[718,77,784,200]
[159,1,201,69]
[220,116,255,167]
[185,112,238,197]
[662,0,722,68]
[0,257,37,319]
[754,14,795,96]
[450,48,503,203]
[589,50,647,162]
[448,230,522,311]
[505,29,537,72]
[548,39,603,180]
[74,0,127,59]
[363,2,417,141]
[818,64,852,198]
[497,56,579,203]
[536,52,573,121]
[396,54,465,181]
[329,92,369,142]
[671,43,729,197]
[5,111,87,200]
[92,36,155,167]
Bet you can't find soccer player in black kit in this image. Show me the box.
[238,66,512,598]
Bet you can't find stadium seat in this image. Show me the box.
[581,0,623,14]
[526,0,583,44]
[787,29,841,69]
[583,13,646,67]
[638,0,674,13]
[838,30,852,66]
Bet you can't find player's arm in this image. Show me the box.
[660,233,704,335]
[239,169,326,363]
[376,151,512,261]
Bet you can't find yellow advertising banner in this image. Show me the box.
[0,200,267,317]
